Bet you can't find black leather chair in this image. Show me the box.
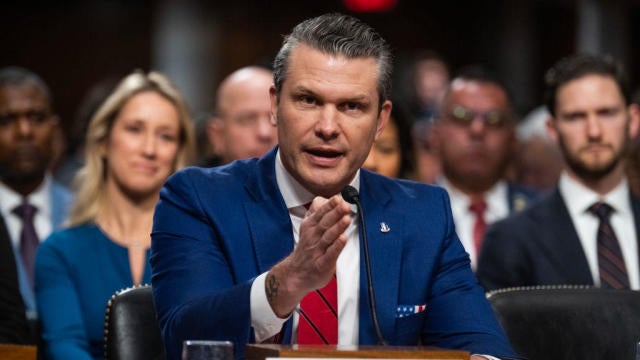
[104,285,165,360]
[487,285,640,360]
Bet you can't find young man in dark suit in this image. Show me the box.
[477,54,640,291]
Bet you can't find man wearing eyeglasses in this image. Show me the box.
[432,66,537,270]
[0,67,73,342]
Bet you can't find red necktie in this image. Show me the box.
[469,198,487,256]
[589,202,630,289]
[13,202,39,287]
[297,275,338,344]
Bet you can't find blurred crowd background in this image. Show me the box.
[2,0,640,145]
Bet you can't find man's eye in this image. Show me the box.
[27,111,49,123]
[563,113,584,122]
[299,95,315,105]
[0,114,16,126]
[599,108,619,117]
[345,102,359,110]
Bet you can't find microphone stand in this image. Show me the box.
[341,186,387,346]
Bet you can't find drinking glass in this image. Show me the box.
[181,340,233,360]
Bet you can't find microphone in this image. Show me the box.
[341,185,387,346]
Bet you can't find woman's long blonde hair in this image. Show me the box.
[66,70,196,227]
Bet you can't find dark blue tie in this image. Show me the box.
[13,202,39,288]
[589,202,630,289]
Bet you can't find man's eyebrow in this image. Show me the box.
[292,86,315,94]
[342,95,369,102]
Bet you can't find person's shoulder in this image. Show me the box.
[362,170,448,201]
[492,189,558,231]
[169,158,259,185]
[49,176,74,206]
[41,223,96,250]
[37,223,100,265]
[507,182,540,213]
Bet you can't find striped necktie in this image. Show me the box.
[589,202,630,289]
[297,275,338,344]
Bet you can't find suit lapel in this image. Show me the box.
[358,172,402,344]
[244,149,294,273]
[630,195,640,280]
[537,190,594,284]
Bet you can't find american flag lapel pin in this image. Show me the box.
[380,222,390,233]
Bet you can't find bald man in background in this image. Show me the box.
[202,66,277,166]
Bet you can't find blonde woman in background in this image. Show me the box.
[35,70,195,359]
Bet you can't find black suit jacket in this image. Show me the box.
[477,188,640,291]
[0,213,29,343]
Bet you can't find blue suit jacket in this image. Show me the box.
[477,188,640,290]
[150,148,517,360]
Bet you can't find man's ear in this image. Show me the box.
[546,115,559,145]
[207,116,225,156]
[628,104,640,140]
[269,85,278,126]
[50,114,60,126]
[374,100,392,141]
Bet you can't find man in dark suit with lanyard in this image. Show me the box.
[477,54,640,291]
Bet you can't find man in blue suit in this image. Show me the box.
[151,13,517,360]
[477,54,640,291]
[0,67,73,335]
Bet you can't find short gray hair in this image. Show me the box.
[273,13,392,107]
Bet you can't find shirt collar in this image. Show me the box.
[439,176,508,215]
[275,148,360,211]
[558,171,630,217]
[0,175,52,218]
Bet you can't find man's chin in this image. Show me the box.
[569,160,619,181]
[0,168,47,185]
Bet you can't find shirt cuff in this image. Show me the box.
[250,272,289,342]
[475,355,500,360]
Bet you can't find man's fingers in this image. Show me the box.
[308,196,350,230]
[321,234,348,265]
[318,213,351,248]
[307,195,349,220]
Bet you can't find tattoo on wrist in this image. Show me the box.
[266,273,279,302]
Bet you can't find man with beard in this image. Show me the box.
[432,66,536,270]
[0,67,73,335]
[477,54,640,291]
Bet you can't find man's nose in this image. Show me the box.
[315,107,340,139]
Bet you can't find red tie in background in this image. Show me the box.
[13,201,39,287]
[297,275,338,344]
[589,202,630,289]
[469,198,487,255]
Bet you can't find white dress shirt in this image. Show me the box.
[439,178,509,270]
[0,176,53,248]
[558,173,639,289]
[250,149,361,344]
[0,175,55,315]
